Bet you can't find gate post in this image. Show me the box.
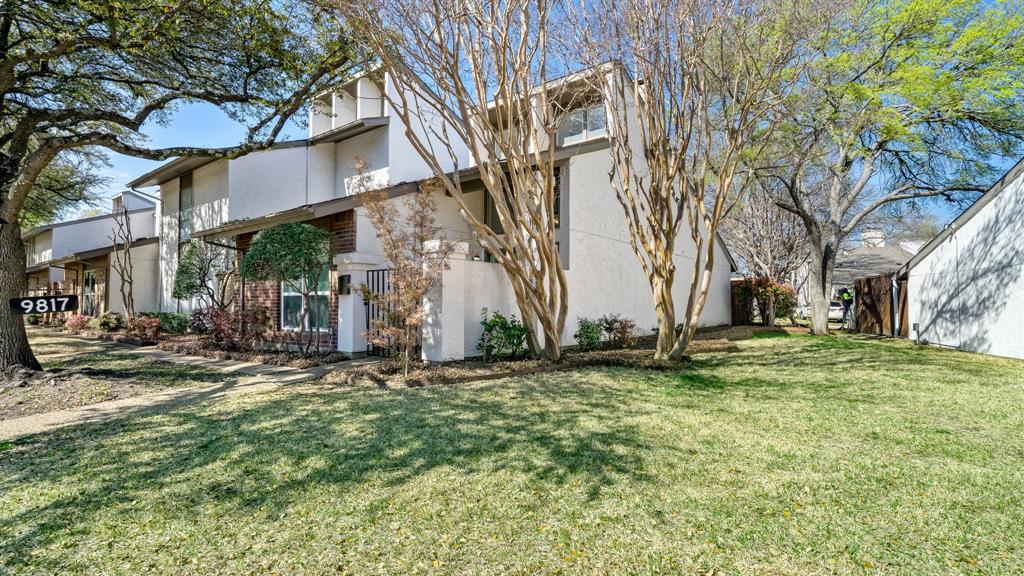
[334,252,385,356]
[422,242,469,362]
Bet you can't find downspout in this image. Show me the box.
[891,273,898,338]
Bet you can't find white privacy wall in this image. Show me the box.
[107,242,160,315]
[907,169,1024,359]
[563,147,732,335]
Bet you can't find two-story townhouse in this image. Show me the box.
[22,190,160,316]
[128,68,734,359]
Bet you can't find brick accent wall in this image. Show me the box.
[234,210,355,351]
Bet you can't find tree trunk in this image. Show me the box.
[652,275,676,360]
[766,295,776,327]
[0,223,42,371]
[807,245,835,335]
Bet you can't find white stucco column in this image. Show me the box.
[334,252,385,356]
[422,242,470,363]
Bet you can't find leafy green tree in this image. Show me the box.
[0,0,358,369]
[239,223,331,355]
[19,152,106,229]
[756,0,1024,334]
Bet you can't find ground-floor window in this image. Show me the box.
[82,270,98,316]
[281,266,330,331]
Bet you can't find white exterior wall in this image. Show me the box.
[157,178,182,312]
[227,147,309,221]
[562,148,732,337]
[108,242,160,315]
[907,171,1024,359]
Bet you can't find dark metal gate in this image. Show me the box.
[364,268,394,357]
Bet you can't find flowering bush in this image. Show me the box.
[65,314,91,332]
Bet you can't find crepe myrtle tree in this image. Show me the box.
[0,0,358,370]
[755,0,1024,334]
[239,223,332,356]
[343,0,578,361]
[573,0,810,360]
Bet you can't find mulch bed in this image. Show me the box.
[327,325,803,388]
[1,365,156,420]
[157,335,350,369]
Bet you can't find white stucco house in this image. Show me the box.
[127,69,734,360]
[22,190,160,316]
[901,157,1024,360]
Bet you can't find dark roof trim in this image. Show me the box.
[308,116,389,145]
[21,207,154,240]
[900,155,1024,276]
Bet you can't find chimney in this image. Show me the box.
[861,228,885,248]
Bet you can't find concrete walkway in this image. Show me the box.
[2,330,377,440]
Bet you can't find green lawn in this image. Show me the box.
[2,334,1023,575]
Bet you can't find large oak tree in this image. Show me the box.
[1,0,358,369]
[758,0,1024,334]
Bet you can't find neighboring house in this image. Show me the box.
[128,69,734,360]
[791,230,914,316]
[900,157,1024,360]
[22,190,159,316]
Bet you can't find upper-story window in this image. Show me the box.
[179,173,194,242]
[557,103,607,147]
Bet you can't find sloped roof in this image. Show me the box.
[833,245,914,288]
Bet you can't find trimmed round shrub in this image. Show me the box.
[96,311,125,332]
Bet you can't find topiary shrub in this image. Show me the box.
[574,317,603,351]
[96,311,125,332]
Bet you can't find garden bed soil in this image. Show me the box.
[327,325,802,388]
[2,365,158,420]
[157,335,350,369]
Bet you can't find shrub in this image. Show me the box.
[189,308,211,334]
[599,314,638,348]
[574,317,603,351]
[25,314,42,326]
[734,277,798,325]
[477,308,529,361]
[139,312,189,334]
[96,311,125,332]
[196,305,270,350]
[126,316,161,340]
[65,314,91,332]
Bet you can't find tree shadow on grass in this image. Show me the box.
[0,373,654,572]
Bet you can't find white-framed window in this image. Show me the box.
[557,103,607,147]
[281,265,330,331]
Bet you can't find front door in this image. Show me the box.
[82,270,97,316]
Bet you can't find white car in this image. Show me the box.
[828,300,845,321]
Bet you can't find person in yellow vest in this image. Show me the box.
[839,287,854,329]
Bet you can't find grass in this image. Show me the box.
[42,353,227,388]
[2,334,1023,575]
